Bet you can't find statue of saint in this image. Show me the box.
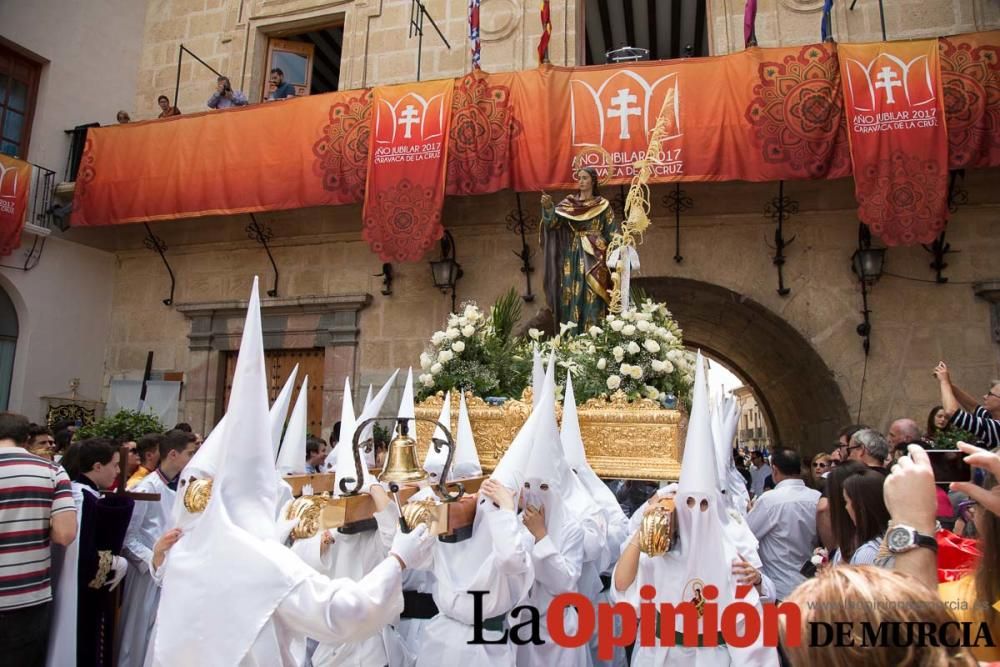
[540,167,619,331]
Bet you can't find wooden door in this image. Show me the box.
[222,348,325,437]
[263,38,314,98]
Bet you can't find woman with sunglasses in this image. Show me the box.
[810,453,833,490]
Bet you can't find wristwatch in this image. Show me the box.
[885,524,938,554]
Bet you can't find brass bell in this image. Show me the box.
[378,420,428,484]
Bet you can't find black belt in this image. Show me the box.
[655,612,726,647]
[401,591,439,619]
[481,614,507,633]
[600,574,612,592]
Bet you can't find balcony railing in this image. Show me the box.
[64,122,100,182]
[23,163,57,234]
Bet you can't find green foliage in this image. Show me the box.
[489,288,522,343]
[75,409,165,442]
[930,428,978,450]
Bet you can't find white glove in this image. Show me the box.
[389,524,433,571]
[656,482,678,498]
[108,555,128,590]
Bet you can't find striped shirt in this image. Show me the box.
[949,405,1000,448]
[0,447,76,610]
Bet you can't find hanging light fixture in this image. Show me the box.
[429,230,463,312]
[851,224,886,356]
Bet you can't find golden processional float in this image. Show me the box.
[272,94,686,545]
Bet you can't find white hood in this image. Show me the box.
[451,392,483,479]
[334,370,399,496]
[531,344,544,408]
[396,367,416,439]
[275,375,308,476]
[323,378,355,473]
[422,391,451,480]
[155,278,313,666]
[268,364,299,456]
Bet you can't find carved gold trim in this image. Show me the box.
[183,479,213,514]
[88,550,113,589]
[286,494,330,540]
[415,393,683,480]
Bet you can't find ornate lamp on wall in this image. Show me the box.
[430,230,463,312]
[851,224,886,356]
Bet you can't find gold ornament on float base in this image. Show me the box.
[415,391,683,481]
[285,494,330,540]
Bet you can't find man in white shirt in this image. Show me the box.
[116,428,198,667]
[749,450,772,498]
[746,448,820,601]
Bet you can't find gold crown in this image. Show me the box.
[183,478,213,514]
[639,498,675,557]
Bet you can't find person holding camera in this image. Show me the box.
[206,76,248,109]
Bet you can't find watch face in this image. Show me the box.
[887,527,912,550]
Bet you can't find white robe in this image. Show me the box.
[147,543,404,667]
[291,506,413,667]
[46,484,83,667]
[117,470,176,667]
[516,518,591,667]
[415,506,535,667]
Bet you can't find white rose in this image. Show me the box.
[452,340,466,353]
[438,350,454,363]
[528,328,542,340]
[430,363,443,375]
[666,349,682,362]
[589,326,603,337]
[627,341,640,355]
[606,375,621,390]
[419,373,434,387]
[597,358,607,370]
[458,316,469,328]
[464,304,477,318]
[446,327,461,340]
[664,332,677,345]
[662,360,675,373]
[613,346,625,362]
[448,314,460,326]
[644,339,661,353]
[622,324,636,336]
[610,319,624,332]
[637,320,651,332]
[619,363,632,375]
[622,310,635,321]
[636,312,652,322]
[646,385,660,400]
[629,366,643,380]
[461,325,476,337]
[431,331,446,345]
[651,359,666,373]
[419,352,433,370]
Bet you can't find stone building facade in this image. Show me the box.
[6,0,1000,453]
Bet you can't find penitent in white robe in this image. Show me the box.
[291,506,413,667]
[415,505,535,667]
[117,470,176,667]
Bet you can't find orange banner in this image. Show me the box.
[362,79,454,262]
[0,154,32,257]
[511,42,851,190]
[839,39,949,245]
[69,31,1000,252]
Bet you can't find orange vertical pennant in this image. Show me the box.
[839,39,950,245]
[0,154,32,257]
[363,79,454,262]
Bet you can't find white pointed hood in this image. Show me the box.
[649,350,751,635]
[491,403,537,494]
[452,392,482,479]
[275,375,308,476]
[362,384,374,412]
[268,364,298,456]
[155,279,313,666]
[170,414,225,528]
[334,370,398,496]
[531,344,544,408]
[323,379,353,472]
[396,367,416,439]
[422,391,451,480]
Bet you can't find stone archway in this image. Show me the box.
[634,277,850,454]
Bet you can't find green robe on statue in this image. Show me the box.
[541,195,619,331]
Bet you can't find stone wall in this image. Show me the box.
[134,0,577,121]
[709,0,1000,54]
[88,168,1000,449]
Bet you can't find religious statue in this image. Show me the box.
[540,167,619,331]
